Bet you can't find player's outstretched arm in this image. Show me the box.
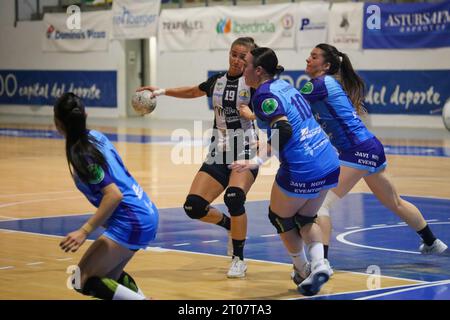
[136,85,205,99]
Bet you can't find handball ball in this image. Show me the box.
[443,99,450,131]
[132,90,157,116]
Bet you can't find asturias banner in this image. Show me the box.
[363,1,450,49]
[0,70,117,107]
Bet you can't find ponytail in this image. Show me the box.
[315,43,366,115]
[54,93,106,183]
[339,53,366,115]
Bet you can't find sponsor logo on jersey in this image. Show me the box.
[300,81,314,94]
[215,82,225,91]
[88,164,105,184]
[239,89,250,99]
[261,98,278,115]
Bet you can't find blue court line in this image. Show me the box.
[0,127,174,144]
[1,127,450,157]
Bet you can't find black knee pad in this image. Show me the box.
[80,276,101,296]
[81,277,115,300]
[294,214,318,228]
[268,207,297,234]
[183,194,210,219]
[224,187,246,217]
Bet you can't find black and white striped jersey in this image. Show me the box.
[199,72,257,158]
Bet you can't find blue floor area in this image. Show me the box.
[302,282,450,300]
[1,193,450,300]
[1,127,450,157]
[366,282,450,300]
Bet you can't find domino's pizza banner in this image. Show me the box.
[0,70,117,107]
[206,70,450,115]
[363,1,450,49]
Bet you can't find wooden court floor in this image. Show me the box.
[0,120,449,300]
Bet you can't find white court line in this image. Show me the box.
[355,279,450,300]
[260,234,277,238]
[425,219,439,222]
[0,266,14,270]
[0,196,83,209]
[144,247,170,252]
[336,222,450,255]
[0,190,77,198]
[172,243,190,247]
[0,226,428,298]
[0,228,94,242]
[0,212,92,222]
[371,224,387,227]
[345,226,361,230]
[55,258,73,261]
[202,240,219,243]
[150,247,425,284]
[0,216,18,220]
[26,262,44,266]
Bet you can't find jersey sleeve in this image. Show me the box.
[198,72,225,97]
[300,77,328,103]
[86,163,114,193]
[252,92,285,124]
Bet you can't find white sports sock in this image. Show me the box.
[308,242,325,263]
[289,240,309,270]
[112,283,146,300]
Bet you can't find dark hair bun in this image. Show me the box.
[275,65,285,75]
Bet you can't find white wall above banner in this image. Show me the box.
[158,7,217,52]
[212,3,298,50]
[112,0,160,39]
[296,1,330,49]
[42,10,111,52]
[328,2,363,50]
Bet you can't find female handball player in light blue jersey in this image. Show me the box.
[231,47,340,296]
[300,43,447,267]
[55,92,159,300]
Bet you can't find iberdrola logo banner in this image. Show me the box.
[211,3,298,50]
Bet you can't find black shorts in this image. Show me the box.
[199,161,259,189]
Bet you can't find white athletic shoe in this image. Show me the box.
[297,259,331,296]
[227,232,233,256]
[419,239,448,255]
[324,259,334,277]
[227,256,247,278]
[291,262,311,286]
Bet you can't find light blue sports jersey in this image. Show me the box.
[252,79,338,180]
[74,130,158,247]
[301,75,373,152]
